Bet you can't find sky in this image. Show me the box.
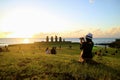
[0,0,120,38]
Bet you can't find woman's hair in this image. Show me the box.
[86,38,92,42]
[46,47,48,51]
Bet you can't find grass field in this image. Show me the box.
[0,42,120,80]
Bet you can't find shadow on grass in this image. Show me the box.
[0,72,75,80]
[72,59,120,80]
[0,59,120,80]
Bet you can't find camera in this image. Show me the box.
[79,37,84,40]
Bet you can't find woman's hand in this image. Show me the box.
[79,37,85,44]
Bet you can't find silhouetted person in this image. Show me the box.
[45,47,50,54]
[79,33,94,63]
[105,51,108,53]
[69,45,72,49]
[5,45,9,52]
[96,49,103,60]
[111,50,118,55]
[51,47,56,54]
[104,44,107,53]
[97,49,102,56]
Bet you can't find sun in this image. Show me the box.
[23,38,30,44]
[7,32,33,38]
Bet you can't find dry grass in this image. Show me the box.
[0,42,120,80]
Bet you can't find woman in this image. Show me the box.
[79,33,94,63]
[45,47,50,54]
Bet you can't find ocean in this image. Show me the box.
[0,38,116,46]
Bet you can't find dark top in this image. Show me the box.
[51,47,56,54]
[80,41,94,59]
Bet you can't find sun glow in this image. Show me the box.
[1,6,70,38]
[7,32,33,38]
[23,38,30,44]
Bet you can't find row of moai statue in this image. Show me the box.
[46,36,64,42]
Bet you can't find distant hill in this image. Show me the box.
[109,39,120,48]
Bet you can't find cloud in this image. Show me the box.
[89,27,120,38]
[32,26,120,38]
[105,27,120,38]
[57,26,120,38]
[33,32,61,38]
[89,0,94,4]
[1,27,120,38]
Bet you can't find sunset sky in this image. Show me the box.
[0,0,120,38]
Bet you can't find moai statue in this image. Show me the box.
[55,35,58,42]
[63,39,65,42]
[46,36,49,42]
[59,37,62,42]
[51,36,53,42]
